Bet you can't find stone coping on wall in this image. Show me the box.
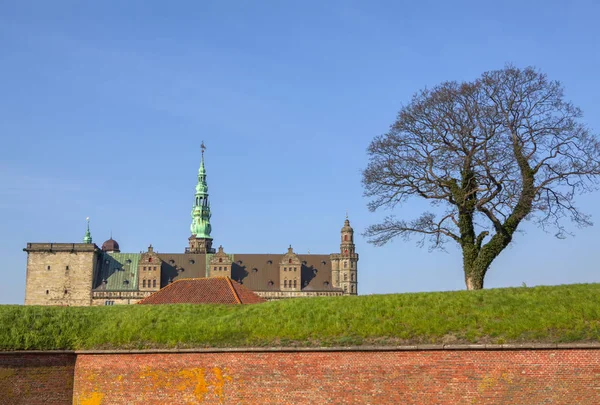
[1,342,599,355]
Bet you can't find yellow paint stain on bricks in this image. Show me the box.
[76,391,105,405]
[75,366,233,403]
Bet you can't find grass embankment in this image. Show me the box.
[1,283,599,350]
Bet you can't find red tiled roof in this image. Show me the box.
[137,277,266,305]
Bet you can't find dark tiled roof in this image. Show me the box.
[138,277,265,305]
[173,253,334,292]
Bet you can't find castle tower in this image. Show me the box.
[330,215,358,295]
[188,142,215,254]
[280,245,301,292]
[24,218,99,306]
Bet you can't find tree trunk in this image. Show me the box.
[463,248,486,290]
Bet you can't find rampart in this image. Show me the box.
[1,345,599,404]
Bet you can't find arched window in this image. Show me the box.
[284,280,288,288]
[344,235,348,241]
[344,274,348,281]
[351,273,354,281]
[153,280,156,288]
[289,258,292,264]
[351,285,355,293]
[149,257,152,263]
[219,258,222,263]
[293,280,297,288]
[143,279,146,288]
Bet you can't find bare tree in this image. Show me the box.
[363,66,600,290]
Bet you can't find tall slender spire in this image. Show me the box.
[188,142,214,253]
[83,217,92,244]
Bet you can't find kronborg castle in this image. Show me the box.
[24,146,358,305]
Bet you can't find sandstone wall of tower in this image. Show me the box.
[24,244,97,306]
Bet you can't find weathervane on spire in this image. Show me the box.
[201,141,206,157]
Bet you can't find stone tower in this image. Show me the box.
[23,219,99,306]
[188,142,215,254]
[280,246,301,291]
[330,216,358,295]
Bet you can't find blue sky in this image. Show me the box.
[1,1,599,304]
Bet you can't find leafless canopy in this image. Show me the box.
[363,66,600,289]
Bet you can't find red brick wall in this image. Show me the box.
[73,349,600,404]
[0,353,75,405]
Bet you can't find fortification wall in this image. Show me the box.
[0,352,76,405]
[1,347,598,404]
[73,346,599,404]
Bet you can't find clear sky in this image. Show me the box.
[1,0,599,304]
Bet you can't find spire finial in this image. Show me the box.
[83,217,92,244]
[201,141,206,158]
[346,210,348,220]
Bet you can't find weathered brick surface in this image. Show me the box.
[73,349,600,404]
[0,353,75,405]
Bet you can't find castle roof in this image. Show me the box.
[101,238,120,252]
[137,277,265,305]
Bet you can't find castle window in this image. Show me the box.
[105,301,114,306]
[149,257,152,262]
[351,273,355,281]
[344,249,348,255]
[344,235,348,241]
[153,280,156,288]
[46,290,49,295]
[351,285,355,293]
[284,280,287,288]
[344,286,348,292]
[344,274,348,281]
[154,266,157,271]
[344,262,347,268]
[65,265,69,270]
[293,280,297,288]
[143,280,146,288]
[219,258,222,263]
[64,289,68,294]
[47,265,51,270]
[217,266,221,271]
[294,267,297,272]
[289,258,292,264]
[213,266,217,271]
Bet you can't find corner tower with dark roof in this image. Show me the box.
[188,142,215,254]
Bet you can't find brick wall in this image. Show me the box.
[72,348,600,404]
[0,353,76,405]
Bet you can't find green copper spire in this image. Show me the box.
[190,142,212,238]
[83,217,93,244]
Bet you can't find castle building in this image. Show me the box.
[23,144,359,306]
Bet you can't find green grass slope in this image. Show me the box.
[1,283,599,350]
